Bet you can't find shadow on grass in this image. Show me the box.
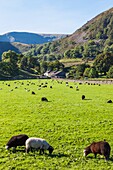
[83,99,92,101]
[15,149,25,153]
[27,152,69,158]
[86,156,113,162]
[6,148,26,153]
[9,149,69,158]
[47,153,69,158]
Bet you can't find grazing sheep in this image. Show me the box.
[42,85,47,88]
[107,100,112,103]
[76,86,79,91]
[84,141,111,160]
[31,91,35,95]
[41,97,48,102]
[82,95,85,100]
[45,82,48,84]
[25,137,54,154]
[5,134,29,151]
[70,86,73,88]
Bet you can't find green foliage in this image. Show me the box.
[94,52,113,75]
[76,64,89,77]
[40,44,50,54]
[103,45,113,53]
[40,60,64,73]
[107,66,113,78]
[1,50,19,76]
[83,41,100,59]
[0,50,65,77]
[83,67,98,78]
[1,79,113,169]
[83,68,90,78]
[88,67,98,78]
[2,50,18,63]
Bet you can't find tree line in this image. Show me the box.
[0,49,113,79]
[0,50,64,77]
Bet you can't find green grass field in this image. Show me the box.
[0,79,113,170]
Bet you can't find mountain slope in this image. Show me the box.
[0,42,20,56]
[0,7,113,59]
[0,32,67,44]
[24,7,113,58]
[66,7,113,43]
[0,42,33,60]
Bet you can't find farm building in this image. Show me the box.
[44,71,66,78]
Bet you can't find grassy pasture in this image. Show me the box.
[0,79,113,170]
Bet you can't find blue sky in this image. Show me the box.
[0,0,113,35]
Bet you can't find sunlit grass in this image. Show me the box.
[0,79,113,169]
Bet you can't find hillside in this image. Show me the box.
[0,42,33,60]
[0,42,20,56]
[0,32,67,59]
[57,7,113,53]
[0,32,67,44]
[65,7,113,44]
[0,7,113,80]
[23,7,113,59]
[1,7,113,59]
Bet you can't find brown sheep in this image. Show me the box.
[84,141,111,160]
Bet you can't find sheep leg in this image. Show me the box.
[26,147,30,153]
[12,147,16,152]
[94,153,97,158]
[105,155,109,161]
[40,149,44,154]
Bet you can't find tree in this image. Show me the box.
[83,68,90,77]
[46,54,56,62]
[20,56,28,70]
[83,40,100,59]
[2,50,19,76]
[64,49,72,58]
[75,64,88,79]
[2,50,18,64]
[88,67,98,78]
[40,61,48,73]
[104,45,113,53]
[94,52,113,75]
[107,66,113,78]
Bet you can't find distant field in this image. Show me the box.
[0,79,113,170]
[60,58,93,67]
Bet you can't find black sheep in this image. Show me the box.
[41,97,48,102]
[82,95,85,100]
[31,91,35,95]
[5,134,29,151]
[107,100,112,103]
[84,141,111,160]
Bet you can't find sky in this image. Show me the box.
[0,0,113,35]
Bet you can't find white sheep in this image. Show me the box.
[25,137,54,154]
